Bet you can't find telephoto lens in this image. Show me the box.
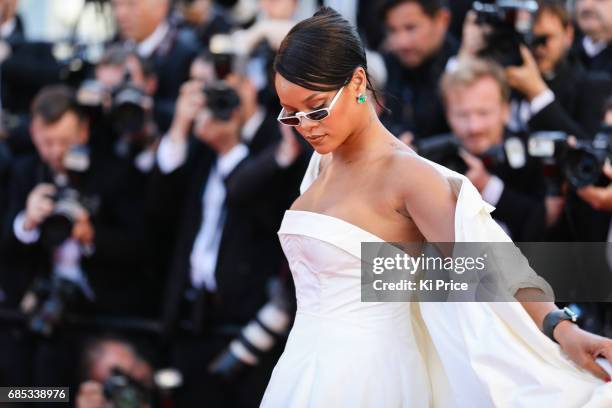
[208,302,291,381]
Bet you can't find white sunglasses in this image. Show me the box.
[277,86,345,127]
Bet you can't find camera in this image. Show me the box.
[110,79,152,136]
[76,72,152,136]
[473,0,539,66]
[24,276,85,337]
[209,34,236,80]
[529,126,612,191]
[415,134,467,174]
[415,133,527,174]
[103,367,151,408]
[203,82,241,121]
[40,145,100,249]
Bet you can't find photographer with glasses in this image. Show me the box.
[459,0,612,139]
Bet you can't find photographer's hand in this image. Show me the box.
[169,80,205,143]
[24,184,56,231]
[577,162,612,211]
[76,381,107,408]
[459,149,491,193]
[459,11,486,58]
[505,46,549,101]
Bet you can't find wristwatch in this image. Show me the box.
[542,307,579,343]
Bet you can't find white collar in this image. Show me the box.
[0,17,16,39]
[241,108,266,143]
[137,22,169,58]
[582,36,608,58]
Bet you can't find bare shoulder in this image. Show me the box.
[386,149,456,242]
[386,150,454,201]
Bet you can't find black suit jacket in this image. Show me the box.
[0,150,153,317]
[572,35,612,77]
[383,35,459,139]
[149,25,199,132]
[152,113,285,333]
[528,59,612,138]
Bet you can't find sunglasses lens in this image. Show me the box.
[306,109,329,121]
[279,117,300,126]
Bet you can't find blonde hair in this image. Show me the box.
[440,57,510,105]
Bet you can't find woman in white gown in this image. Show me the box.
[261,7,612,407]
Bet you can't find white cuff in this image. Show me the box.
[217,144,249,178]
[13,211,40,244]
[445,56,459,73]
[481,175,505,207]
[530,89,555,116]
[157,135,188,174]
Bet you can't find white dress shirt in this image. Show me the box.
[583,36,608,58]
[508,89,556,133]
[157,136,249,290]
[136,22,169,59]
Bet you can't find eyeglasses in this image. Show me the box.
[277,86,345,127]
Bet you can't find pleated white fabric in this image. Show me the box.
[260,152,612,407]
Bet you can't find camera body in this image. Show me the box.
[473,0,539,66]
[77,73,152,137]
[416,133,527,175]
[110,81,152,136]
[203,81,241,121]
[39,145,100,249]
[415,134,468,174]
[103,367,151,408]
[529,127,612,191]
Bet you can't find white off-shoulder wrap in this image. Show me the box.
[296,151,612,408]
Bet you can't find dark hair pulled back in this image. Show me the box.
[274,7,383,108]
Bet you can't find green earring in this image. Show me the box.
[357,94,367,104]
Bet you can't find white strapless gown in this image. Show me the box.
[260,153,612,408]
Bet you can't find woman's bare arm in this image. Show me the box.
[398,155,612,380]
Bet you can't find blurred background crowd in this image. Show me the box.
[0,0,610,406]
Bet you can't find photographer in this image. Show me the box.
[150,68,290,405]
[111,0,199,131]
[76,337,154,408]
[575,97,612,215]
[380,0,457,140]
[3,83,153,319]
[439,57,550,240]
[173,0,233,49]
[573,0,612,75]
[459,0,612,139]
[84,46,160,175]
